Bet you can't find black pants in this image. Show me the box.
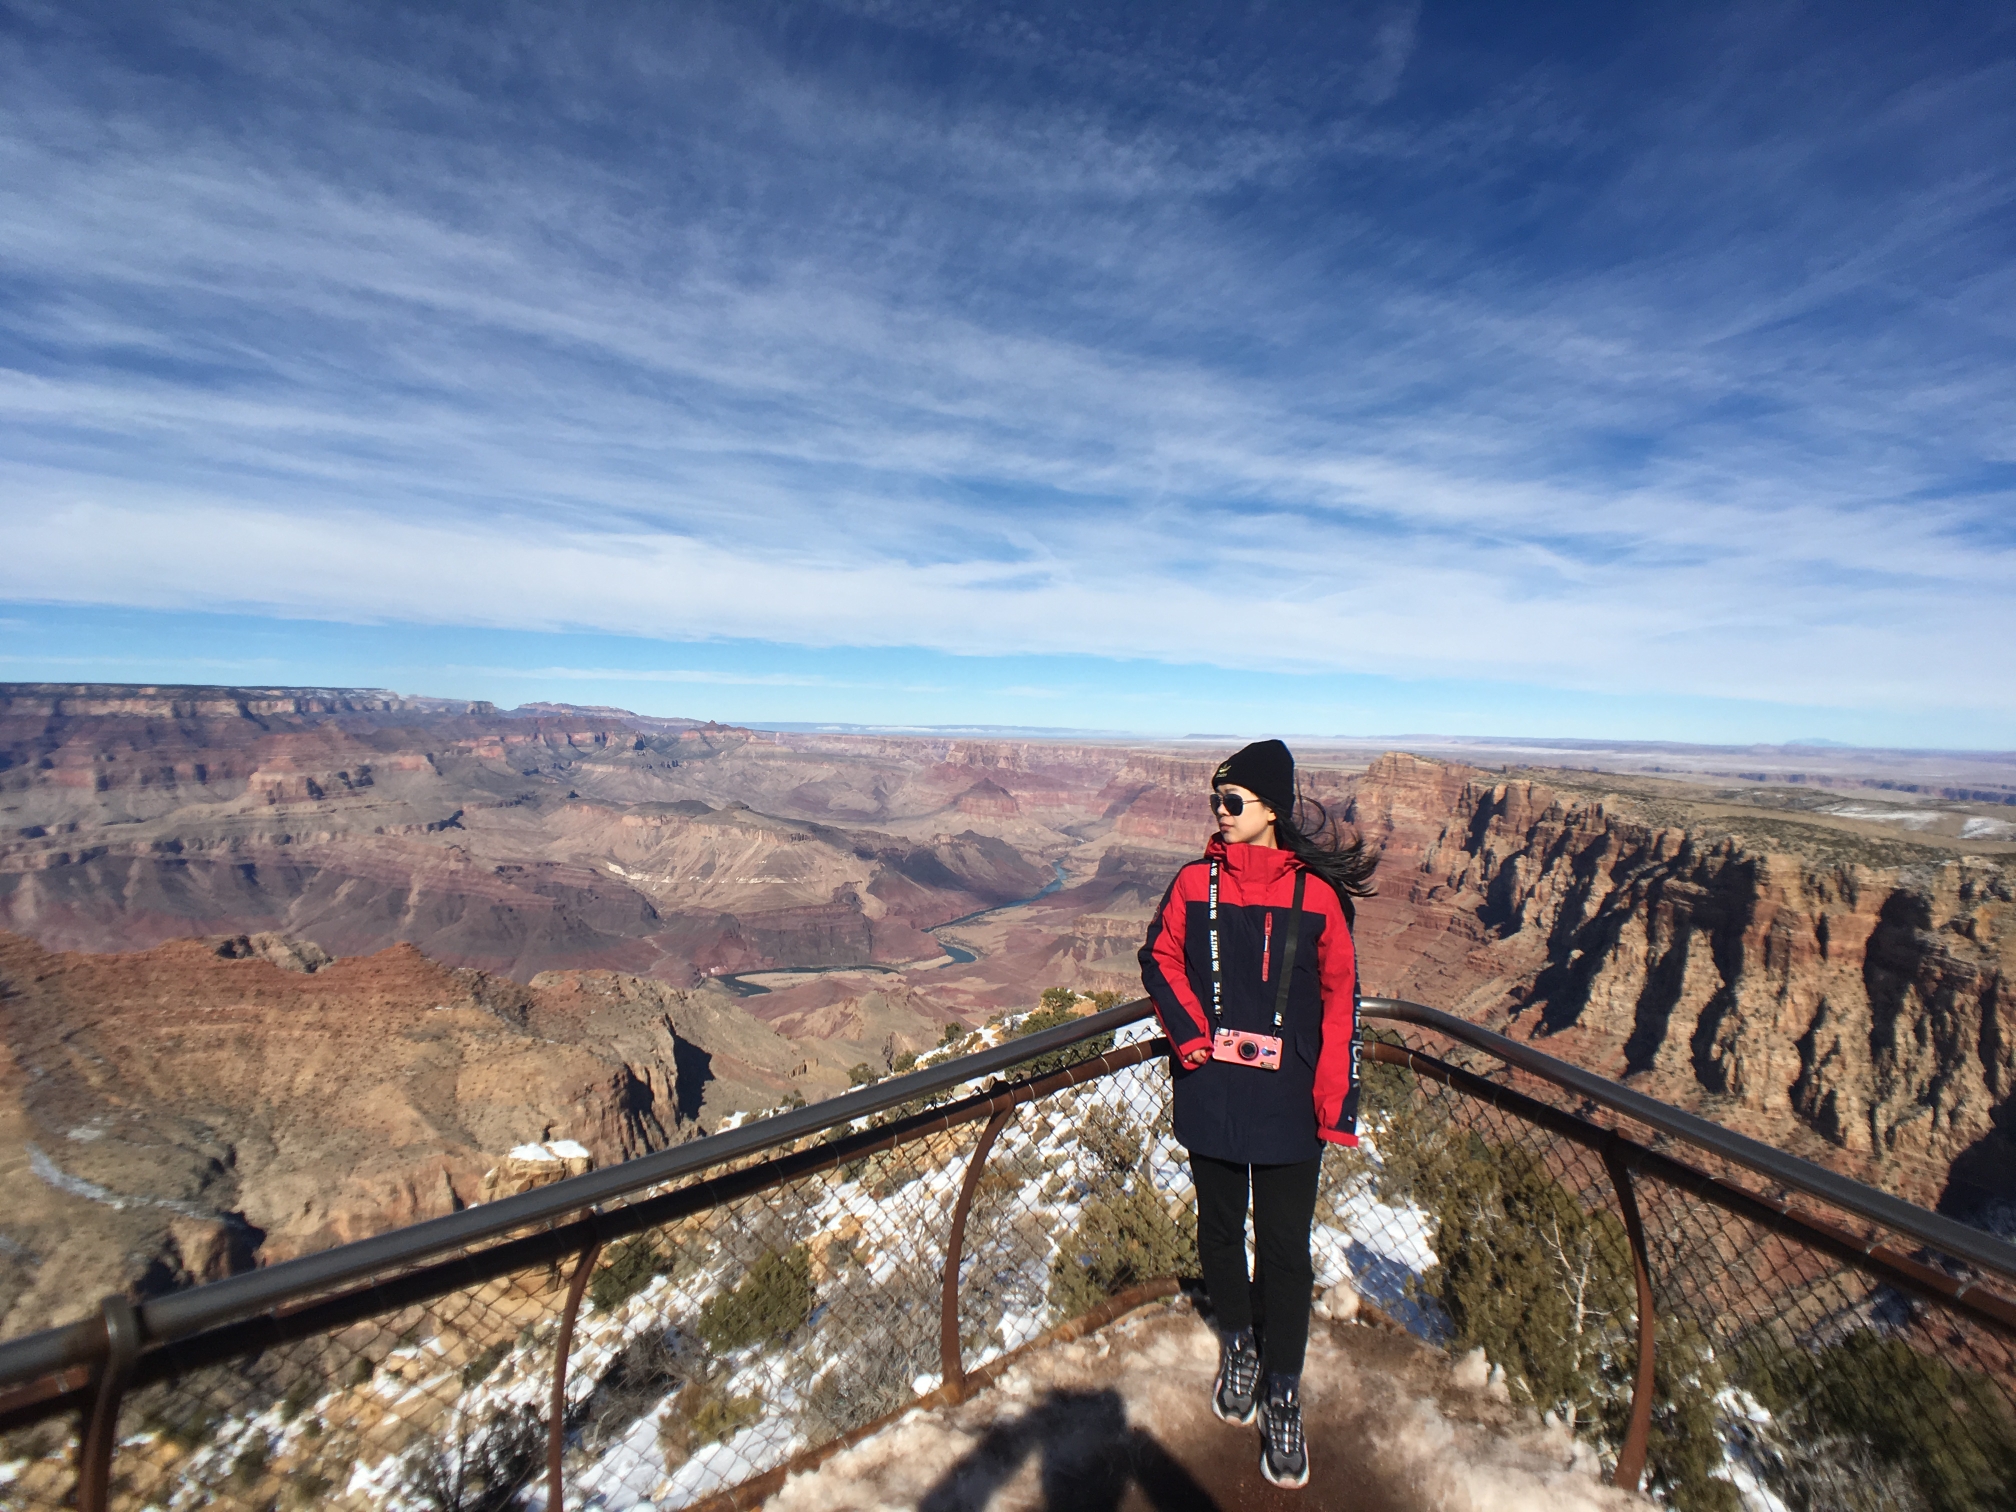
[1190,1151,1321,1377]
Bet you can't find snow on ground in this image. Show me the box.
[511,1140,594,1161]
[1823,805,1941,829]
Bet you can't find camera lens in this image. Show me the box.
[1238,1039,1257,1061]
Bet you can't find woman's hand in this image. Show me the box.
[1181,1046,1212,1069]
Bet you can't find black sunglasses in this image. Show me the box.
[1208,790,1261,816]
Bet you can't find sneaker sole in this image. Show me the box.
[1212,1395,1257,1426]
[1261,1453,1310,1489]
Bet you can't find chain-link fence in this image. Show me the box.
[4,996,2014,1511]
[1344,1015,2016,1512]
[0,1005,1187,1512]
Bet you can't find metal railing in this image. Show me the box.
[2,995,2013,1511]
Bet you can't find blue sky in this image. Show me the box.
[2,2,2013,745]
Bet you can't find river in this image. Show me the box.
[718,860,1066,996]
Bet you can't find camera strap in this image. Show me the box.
[1206,859,1306,1030]
[1272,870,1306,1032]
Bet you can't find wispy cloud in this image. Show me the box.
[1,2,2012,737]
[452,664,953,694]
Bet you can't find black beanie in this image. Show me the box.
[1212,739,1295,821]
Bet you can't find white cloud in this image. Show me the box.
[0,5,2011,732]
[4,493,2004,715]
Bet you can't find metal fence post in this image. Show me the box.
[1601,1135,1656,1492]
[940,1108,1013,1399]
[75,1295,139,1512]
[546,1239,603,1512]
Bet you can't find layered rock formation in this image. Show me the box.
[1342,755,2015,1215]
[0,688,1050,981]
[5,686,2014,1339]
[0,930,949,1337]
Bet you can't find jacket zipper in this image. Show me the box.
[1263,912,1273,981]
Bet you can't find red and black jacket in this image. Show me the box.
[1139,837,1360,1163]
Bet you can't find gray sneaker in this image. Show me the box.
[1212,1328,1261,1425]
[1260,1376,1308,1488]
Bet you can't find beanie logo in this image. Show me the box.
[1213,762,1233,785]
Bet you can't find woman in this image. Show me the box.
[1137,738,1376,1490]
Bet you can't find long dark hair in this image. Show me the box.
[1275,793,1378,916]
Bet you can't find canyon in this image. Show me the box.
[1,684,2011,1337]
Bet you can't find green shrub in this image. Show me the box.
[1736,1329,2016,1512]
[144,1398,225,1449]
[460,1339,510,1389]
[696,1247,814,1353]
[284,1470,335,1509]
[1077,1103,1144,1175]
[1378,1114,1734,1511]
[1010,991,1115,1080]
[230,1437,270,1489]
[590,1238,668,1313]
[847,1062,878,1087]
[1050,1184,1197,1321]
[691,1387,763,1443]
[1421,1138,1638,1420]
[658,1381,763,1463]
[278,1371,322,1422]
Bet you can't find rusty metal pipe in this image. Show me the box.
[546,1238,603,1512]
[1601,1137,1656,1492]
[940,1109,1013,1398]
[75,1295,139,1512]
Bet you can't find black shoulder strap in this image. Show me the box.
[1271,870,1306,1030]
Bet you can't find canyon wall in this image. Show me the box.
[6,690,2015,1338]
[0,690,1051,981]
[0,930,950,1337]
[1345,755,2015,1214]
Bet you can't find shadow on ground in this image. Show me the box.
[917,1386,1221,1512]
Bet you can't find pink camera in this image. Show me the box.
[1212,1028,1282,1071]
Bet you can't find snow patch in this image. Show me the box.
[1824,806,1940,829]
[508,1139,592,1162]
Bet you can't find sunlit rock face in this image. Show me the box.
[1350,755,2014,1216]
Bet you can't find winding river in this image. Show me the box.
[718,860,1066,996]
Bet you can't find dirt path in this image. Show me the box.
[765,1296,1649,1512]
